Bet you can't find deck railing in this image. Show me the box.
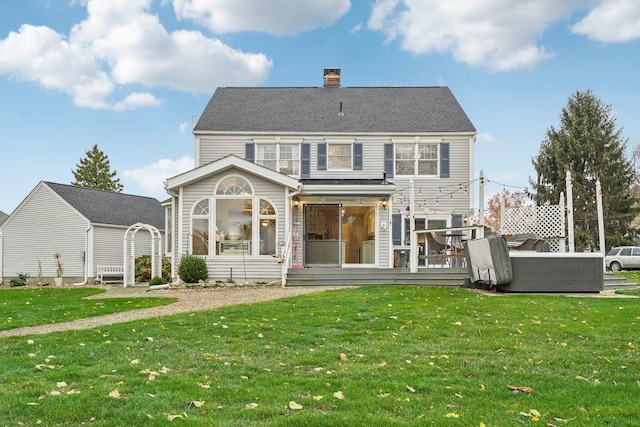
[280,232,292,287]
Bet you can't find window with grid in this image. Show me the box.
[328,144,351,169]
[255,143,300,176]
[395,143,439,176]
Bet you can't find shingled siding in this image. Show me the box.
[1,184,88,279]
[177,168,288,282]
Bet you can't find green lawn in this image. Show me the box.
[0,286,638,426]
[0,287,176,331]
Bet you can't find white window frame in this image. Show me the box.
[395,142,439,176]
[328,143,352,170]
[256,143,300,176]
[190,197,211,256]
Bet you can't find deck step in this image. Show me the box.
[603,273,638,290]
[285,267,468,287]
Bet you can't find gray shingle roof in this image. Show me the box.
[194,86,476,134]
[45,182,164,230]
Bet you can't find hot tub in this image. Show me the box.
[499,252,604,293]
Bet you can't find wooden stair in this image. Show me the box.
[285,267,468,287]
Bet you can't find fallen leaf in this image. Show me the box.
[406,386,416,393]
[445,412,459,418]
[56,382,67,388]
[189,401,205,408]
[339,353,348,361]
[333,391,345,399]
[108,389,120,398]
[289,401,303,410]
[167,414,185,421]
[507,385,534,393]
[530,409,541,417]
[313,395,324,401]
[245,403,258,409]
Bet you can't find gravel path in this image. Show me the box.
[0,285,340,339]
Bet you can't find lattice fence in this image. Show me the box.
[501,200,566,252]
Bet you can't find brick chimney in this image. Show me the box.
[323,68,341,87]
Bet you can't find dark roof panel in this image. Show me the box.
[45,182,164,229]
[194,87,476,134]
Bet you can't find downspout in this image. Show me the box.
[73,226,91,286]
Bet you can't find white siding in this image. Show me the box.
[1,184,88,280]
[178,167,289,282]
[198,136,249,166]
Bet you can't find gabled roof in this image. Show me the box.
[45,182,164,229]
[0,210,8,225]
[194,86,476,134]
[165,155,300,191]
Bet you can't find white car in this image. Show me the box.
[605,246,640,271]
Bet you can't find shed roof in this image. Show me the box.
[45,182,164,229]
[194,86,476,134]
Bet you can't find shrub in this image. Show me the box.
[149,276,169,286]
[135,256,171,282]
[178,254,208,283]
[10,273,29,287]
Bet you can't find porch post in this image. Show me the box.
[566,171,575,252]
[596,179,606,271]
[409,179,417,273]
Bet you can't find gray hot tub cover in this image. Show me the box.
[464,235,512,286]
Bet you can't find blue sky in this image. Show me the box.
[1,0,639,215]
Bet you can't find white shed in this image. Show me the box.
[0,181,164,285]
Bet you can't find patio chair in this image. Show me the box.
[426,232,449,266]
[510,238,546,251]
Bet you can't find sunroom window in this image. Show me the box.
[259,199,277,256]
[191,199,209,256]
[215,176,253,256]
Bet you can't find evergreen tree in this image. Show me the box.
[71,144,124,192]
[529,90,638,250]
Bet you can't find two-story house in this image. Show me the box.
[165,69,476,283]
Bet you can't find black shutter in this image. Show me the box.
[392,213,402,246]
[353,143,363,170]
[301,143,310,178]
[384,143,394,177]
[317,143,327,170]
[440,142,450,178]
[245,143,255,162]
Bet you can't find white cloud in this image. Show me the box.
[477,132,496,143]
[368,0,586,71]
[172,0,351,36]
[571,0,640,42]
[0,0,272,110]
[179,122,190,133]
[0,24,114,109]
[123,156,194,197]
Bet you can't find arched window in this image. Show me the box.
[191,198,210,255]
[259,199,277,256]
[215,176,254,256]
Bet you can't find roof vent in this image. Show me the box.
[323,68,341,87]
